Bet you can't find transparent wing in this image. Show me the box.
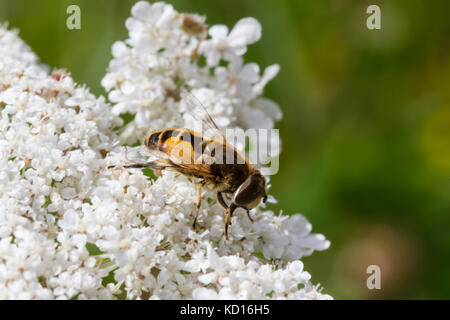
[108,146,215,178]
[180,90,226,141]
[139,145,169,160]
[107,146,168,169]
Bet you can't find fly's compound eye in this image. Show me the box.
[233,173,266,208]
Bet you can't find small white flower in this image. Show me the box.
[200,17,262,66]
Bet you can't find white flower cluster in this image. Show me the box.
[101,1,282,154]
[0,1,331,300]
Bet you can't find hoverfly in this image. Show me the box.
[108,91,268,240]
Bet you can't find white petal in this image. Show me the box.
[111,41,128,58]
[255,97,283,121]
[198,272,218,285]
[156,4,176,28]
[245,108,273,129]
[228,17,262,47]
[240,63,260,83]
[131,1,153,20]
[61,187,76,200]
[192,288,218,300]
[253,64,280,95]
[208,24,229,39]
[205,50,221,67]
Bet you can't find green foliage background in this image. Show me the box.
[1,0,449,299]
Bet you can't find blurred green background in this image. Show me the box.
[1,0,449,299]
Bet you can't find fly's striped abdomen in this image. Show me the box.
[145,128,206,164]
[145,131,163,150]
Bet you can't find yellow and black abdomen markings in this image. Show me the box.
[145,128,206,164]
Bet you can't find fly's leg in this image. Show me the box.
[224,203,237,240]
[218,192,237,240]
[217,192,231,239]
[192,182,203,230]
[217,192,228,210]
[224,207,231,240]
[245,208,254,223]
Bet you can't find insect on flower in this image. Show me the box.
[108,90,268,239]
